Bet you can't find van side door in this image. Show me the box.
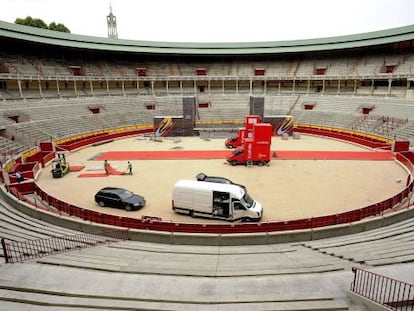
[212,191,230,218]
[232,199,247,221]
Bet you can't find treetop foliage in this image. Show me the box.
[15,16,71,33]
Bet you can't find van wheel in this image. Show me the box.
[98,201,105,207]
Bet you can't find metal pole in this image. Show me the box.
[1,238,9,263]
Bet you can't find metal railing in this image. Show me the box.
[1,229,128,263]
[350,267,414,311]
[0,72,413,82]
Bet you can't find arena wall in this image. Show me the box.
[3,126,414,245]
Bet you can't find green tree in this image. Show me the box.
[49,22,70,33]
[15,16,70,33]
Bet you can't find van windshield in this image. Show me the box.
[241,192,254,208]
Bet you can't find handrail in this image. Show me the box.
[0,72,413,81]
[1,229,128,263]
[350,267,414,310]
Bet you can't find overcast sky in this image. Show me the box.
[1,0,414,42]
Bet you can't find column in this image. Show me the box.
[151,81,155,96]
[337,79,341,95]
[17,79,23,98]
[38,80,43,97]
[56,79,60,97]
[89,79,94,96]
[388,79,392,96]
[73,79,77,96]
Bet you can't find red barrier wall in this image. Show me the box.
[25,151,43,165]
[42,152,56,167]
[10,182,36,194]
[57,129,153,151]
[295,126,391,149]
[40,141,54,152]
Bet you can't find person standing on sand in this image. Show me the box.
[127,161,133,175]
[104,160,109,174]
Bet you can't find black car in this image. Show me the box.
[94,187,145,211]
[196,173,246,190]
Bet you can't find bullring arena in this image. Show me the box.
[38,134,408,223]
[2,19,414,310]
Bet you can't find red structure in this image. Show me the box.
[225,115,294,149]
[393,140,410,152]
[225,128,246,148]
[225,115,261,148]
[226,122,272,166]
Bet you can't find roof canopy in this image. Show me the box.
[1,20,414,55]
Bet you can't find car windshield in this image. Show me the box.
[240,192,254,208]
[119,190,134,200]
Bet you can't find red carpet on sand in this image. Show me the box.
[106,165,126,175]
[93,150,395,161]
[69,165,85,172]
[78,173,108,178]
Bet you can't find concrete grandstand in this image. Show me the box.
[1,20,414,310]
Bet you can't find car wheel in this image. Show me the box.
[125,205,132,211]
[98,201,105,207]
[231,160,237,166]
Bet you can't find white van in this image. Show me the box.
[172,180,263,222]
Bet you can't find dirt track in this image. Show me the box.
[35,134,409,223]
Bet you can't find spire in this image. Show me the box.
[107,2,118,39]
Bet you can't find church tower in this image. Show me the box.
[107,3,118,39]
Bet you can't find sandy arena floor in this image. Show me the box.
[35,134,409,224]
